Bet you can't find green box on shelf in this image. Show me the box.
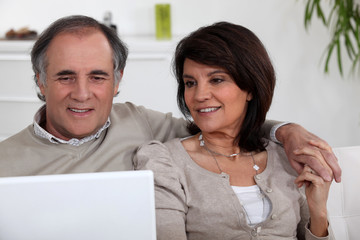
[155,4,171,40]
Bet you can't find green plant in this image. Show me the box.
[304,0,360,76]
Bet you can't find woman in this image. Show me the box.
[135,22,333,239]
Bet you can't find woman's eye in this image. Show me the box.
[211,78,224,84]
[185,80,196,88]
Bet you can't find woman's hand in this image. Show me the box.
[295,165,331,237]
[276,123,341,182]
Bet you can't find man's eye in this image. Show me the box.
[91,76,106,82]
[58,77,74,82]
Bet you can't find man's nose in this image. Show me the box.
[70,78,91,101]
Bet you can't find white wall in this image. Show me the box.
[0,0,359,147]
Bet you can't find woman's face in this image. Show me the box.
[183,59,252,136]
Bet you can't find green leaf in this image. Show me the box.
[336,39,343,75]
[305,0,318,28]
[354,15,360,47]
[344,32,355,59]
[328,3,338,26]
[351,53,360,72]
[316,2,327,25]
[304,0,313,28]
[303,0,360,76]
[325,42,336,73]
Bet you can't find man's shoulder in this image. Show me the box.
[110,102,187,141]
[112,101,136,110]
[112,102,145,116]
[0,125,39,164]
[111,102,170,121]
[0,125,34,147]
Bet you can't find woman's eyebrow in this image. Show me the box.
[182,74,194,79]
[183,70,227,79]
[207,70,227,76]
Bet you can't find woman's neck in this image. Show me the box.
[200,132,240,155]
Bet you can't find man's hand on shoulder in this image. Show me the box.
[276,123,341,183]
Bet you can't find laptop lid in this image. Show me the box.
[0,170,156,240]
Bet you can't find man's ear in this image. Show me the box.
[113,70,123,96]
[36,73,46,95]
[114,82,120,96]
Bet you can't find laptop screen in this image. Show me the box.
[0,170,156,240]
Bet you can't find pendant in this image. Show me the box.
[199,134,205,146]
[253,164,259,171]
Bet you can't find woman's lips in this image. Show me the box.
[198,107,221,113]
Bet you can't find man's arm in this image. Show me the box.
[143,109,341,183]
[263,120,341,183]
[137,105,189,142]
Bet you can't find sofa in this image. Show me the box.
[328,146,360,240]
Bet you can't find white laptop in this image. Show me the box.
[0,170,156,240]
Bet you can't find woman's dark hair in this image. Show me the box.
[173,22,276,152]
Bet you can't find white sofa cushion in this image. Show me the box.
[328,146,360,240]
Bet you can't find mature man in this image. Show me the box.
[0,15,340,181]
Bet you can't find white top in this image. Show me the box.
[232,185,272,226]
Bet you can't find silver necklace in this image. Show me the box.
[199,134,265,227]
[199,134,246,158]
[199,134,259,173]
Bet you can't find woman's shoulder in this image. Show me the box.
[265,140,297,176]
[138,138,185,155]
[265,140,286,156]
[134,138,187,171]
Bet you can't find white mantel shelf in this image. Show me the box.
[0,35,182,54]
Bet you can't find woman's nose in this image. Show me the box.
[194,83,211,102]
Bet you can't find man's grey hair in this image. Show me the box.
[31,15,128,101]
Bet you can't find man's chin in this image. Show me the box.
[63,128,99,140]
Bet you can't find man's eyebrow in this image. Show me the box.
[89,70,110,76]
[56,70,76,76]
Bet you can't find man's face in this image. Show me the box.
[38,30,119,140]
